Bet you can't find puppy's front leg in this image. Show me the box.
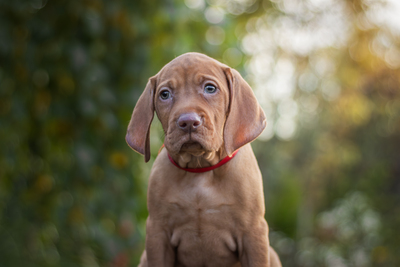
[239,220,271,267]
[145,217,175,267]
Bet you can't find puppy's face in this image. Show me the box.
[126,52,266,163]
[154,55,229,157]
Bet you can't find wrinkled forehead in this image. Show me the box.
[156,54,227,88]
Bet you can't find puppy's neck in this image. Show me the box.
[170,149,226,169]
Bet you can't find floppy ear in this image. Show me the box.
[126,77,156,162]
[223,68,267,156]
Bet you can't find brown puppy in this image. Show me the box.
[126,53,282,267]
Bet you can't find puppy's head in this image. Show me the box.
[126,52,266,162]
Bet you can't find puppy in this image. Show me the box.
[126,52,281,267]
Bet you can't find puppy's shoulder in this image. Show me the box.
[148,148,178,186]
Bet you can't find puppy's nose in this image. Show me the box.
[177,113,202,132]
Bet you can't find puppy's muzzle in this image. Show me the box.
[177,113,202,133]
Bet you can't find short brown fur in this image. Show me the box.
[126,52,282,267]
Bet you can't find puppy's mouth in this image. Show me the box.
[166,123,218,156]
[180,141,203,153]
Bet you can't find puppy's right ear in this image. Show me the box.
[126,77,156,162]
[223,68,266,156]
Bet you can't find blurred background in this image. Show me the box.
[1,0,399,266]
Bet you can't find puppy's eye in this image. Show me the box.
[160,90,171,100]
[204,84,217,94]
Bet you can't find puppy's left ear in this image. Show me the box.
[223,68,267,156]
[126,77,156,162]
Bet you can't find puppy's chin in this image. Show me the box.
[180,141,204,155]
[171,141,219,167]
[167,135,205,154]
[165,129,223,159]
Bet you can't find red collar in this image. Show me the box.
[160,145,239,173]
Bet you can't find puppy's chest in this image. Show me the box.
[163,176,238,259]
[164,176,234,227]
